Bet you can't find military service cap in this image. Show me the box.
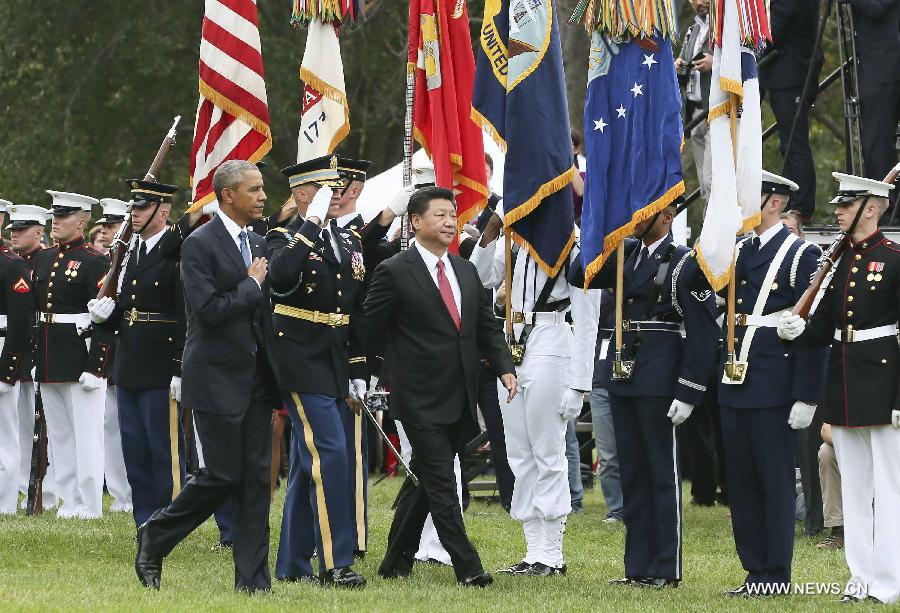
[761,170,799,196]
[5,204,49,229]
[336,157,373,183]
[47,191,99,216]
[830,172,895,205]
[127,179,179,206]
[281,155,343,189]
[96,198,129,224]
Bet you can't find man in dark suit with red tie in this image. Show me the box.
[365,186,518,587]
[133,160,280,593]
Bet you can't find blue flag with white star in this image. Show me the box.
[580,35,684,286]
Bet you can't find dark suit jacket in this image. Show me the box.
[759,0,824,92]
[180,215,279,415]
[851,0,900,88]
[365,246,514,425]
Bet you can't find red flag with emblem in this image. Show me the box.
[408,0,489,239]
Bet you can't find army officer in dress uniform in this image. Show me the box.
[778,172,900,604]
[268,155,367,588]
[88,181,186,529]
[33,191,115,519]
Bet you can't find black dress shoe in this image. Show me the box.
[320,567,366,589]
[278,574,318,584]
[633,577,680,589]
[353,549,366,560]
[840,594,863,603]
[238,586,271,595]
[725,584,749,597]
[497,561,532,574]
[135,518,163,589]
[608,577,636,586]
[460,572,493,588]
[522,562,566,577]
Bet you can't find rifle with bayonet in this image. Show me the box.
[26,382,48,516]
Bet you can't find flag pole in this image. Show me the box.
[611,242,632,380]
[723,92,747,384]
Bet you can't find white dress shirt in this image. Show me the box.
[635,234,669,269]
[752,221,785,249]
[217,210,261,288]
[414,240,461,315]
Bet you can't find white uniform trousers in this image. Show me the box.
[502,352,571,522]
[16,381,59,509]
[832,425,900,604]
[395,422,463,565]
[0,382,20,514]
[103,385,132,511]
[41,381,106,518]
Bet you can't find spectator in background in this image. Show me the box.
[781,210,804,238]
[817,423,844,550]
[571,130,585,224]
[676,0,713,206]
[89,225,108,254]
[759,0,823,222]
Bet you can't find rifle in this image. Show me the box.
[792,164,900,318]
[25,383,48,516]
[97,116,181,299]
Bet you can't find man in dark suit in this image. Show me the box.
[365,186,517,587]
[134,160,280,593]
[758,0,824,220]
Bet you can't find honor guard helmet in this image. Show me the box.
[5,204,49,229]
[96,198,129,224]
[761,171,799,196]
[281,155,343,189]
[127,179,179,207]
[830,172,894,206]
[47,191,99,217]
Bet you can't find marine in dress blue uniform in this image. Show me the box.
[90,181,187,529]
[269,156,368,588]
[716,172,827,597]
[580,206,719,588]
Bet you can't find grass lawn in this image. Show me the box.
[0,478,876,612]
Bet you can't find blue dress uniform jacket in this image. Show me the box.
[588,236,719,405]
[0,247,34,384]
[266,216,368,396]
[99,243,186,389]
[795,230,900,427]
[718,226,828,408]
[32,238,114,382]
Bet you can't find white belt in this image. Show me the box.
[833,324,899,343]
[39,312,91,328]
[510,311,568,325]
[735,310,787,328]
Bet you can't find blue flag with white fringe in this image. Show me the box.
[579,33,684,286]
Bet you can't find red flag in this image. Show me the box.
[408,0,489,241]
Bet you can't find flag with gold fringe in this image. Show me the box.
[292,1,361,162]
[473,0,575,276]
[694,0,769,291]
[575,0,684,287]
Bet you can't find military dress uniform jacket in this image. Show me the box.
[0,247,34,384]
[15,247,42,383]
[794,230,900,427]
[98,241,186,390]
[582,236,719,405]
[266,216,368,397]
[32,238,115,383]
[718,226,828,409]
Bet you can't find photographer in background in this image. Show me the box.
[676,0,712,206]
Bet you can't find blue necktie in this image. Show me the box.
[238,230,251,267]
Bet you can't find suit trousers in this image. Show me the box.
[191,414,234,544]
[610,393,682,580]
[144,359,274,591]
[16,382,59,509]
[767,88,817,217]
[42,381,106,518]
[379,413,483,582]
[720,405,796,588]
[104,385,132,511]
[817,442,842,529]
[689,105,712,204]
[832,425,900,604]
[0,382,20,514]
[590,386,624,519]
[338,398,368,553]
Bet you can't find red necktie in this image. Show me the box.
[436,259,461,330]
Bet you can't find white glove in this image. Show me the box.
[170,376,182,403]
[559,389,584,421]
[351,378,367,403]
[201,200,220,216]
[388,185,416,217]
[87,297,115,324]
[0,381,14,395]
[891,410,900,429]
[78,372,103,391]
[493,200,505,223]
[667,399,695,425]
[369,375,380,390]
[777,312,806,341]
[305,186,331,223]
[788,400,816,430]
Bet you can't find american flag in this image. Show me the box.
[188,0,272,211]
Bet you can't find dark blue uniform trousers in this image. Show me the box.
[720,405,796,588]
[117,387,185,528]
[338,399,368,553]
[276,392,354,577]
[609,393,682,580]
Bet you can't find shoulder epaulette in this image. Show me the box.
[267,227,289,236]
[883,238,900,253]
[82,245,104,256]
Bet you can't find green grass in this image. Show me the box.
[0,479,876,612]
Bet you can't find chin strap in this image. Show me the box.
[760,193,773,210]
[847,196,869,243]
[636,211,662,241]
